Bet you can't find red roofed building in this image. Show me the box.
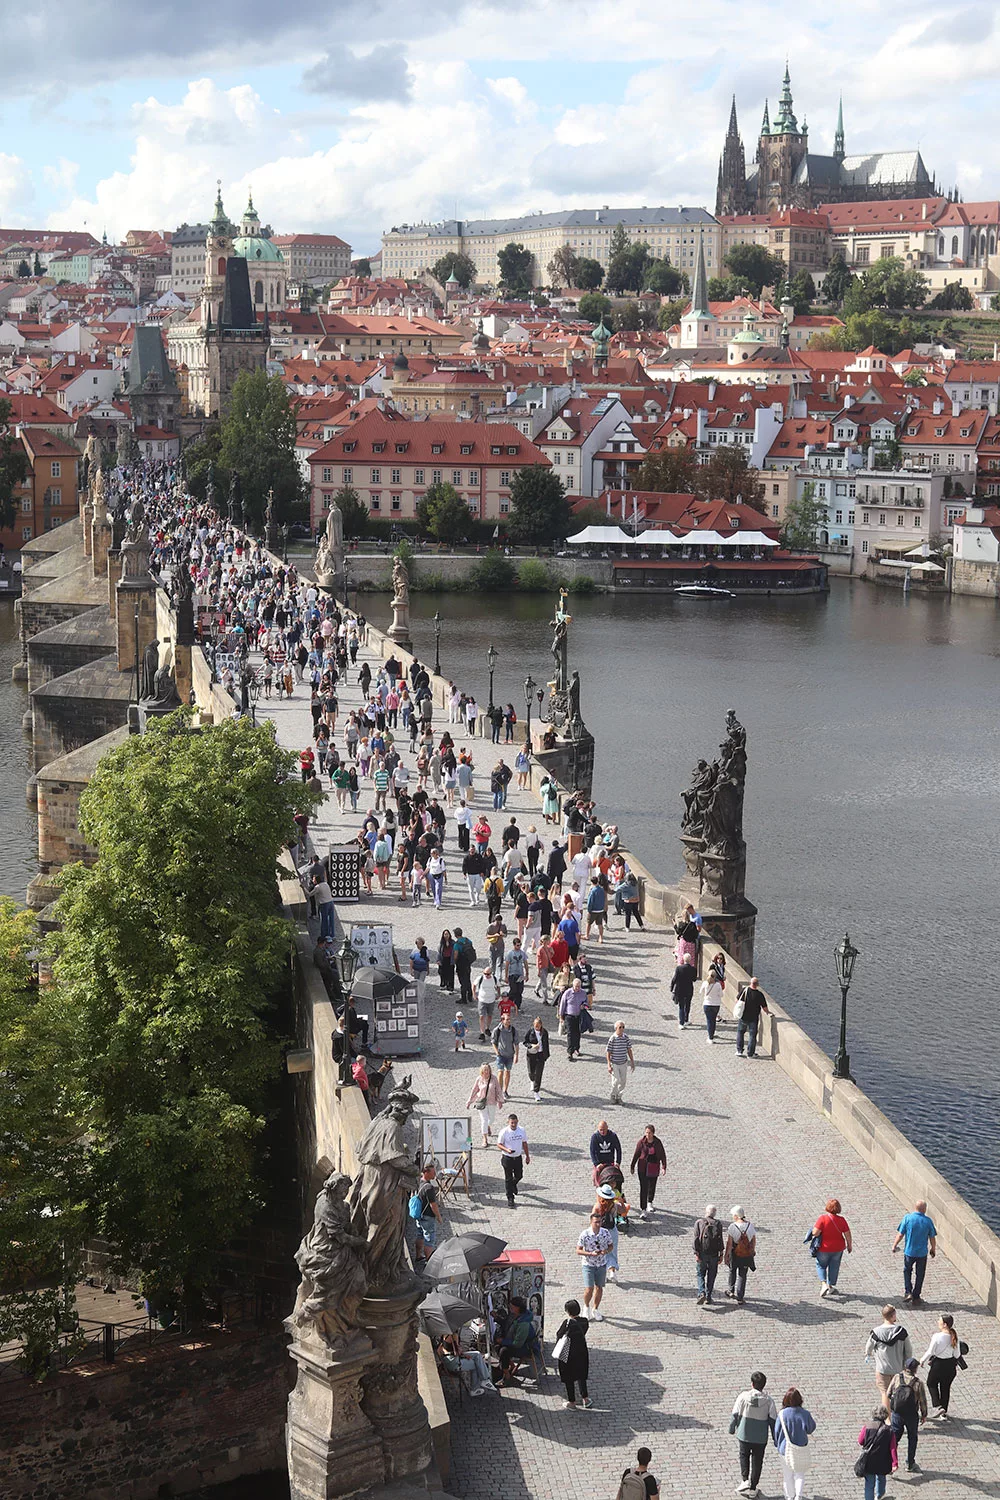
[5,392,77,436]
[4,429,82,550]
[307,412,549,529]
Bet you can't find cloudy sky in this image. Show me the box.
[2,0,995,253]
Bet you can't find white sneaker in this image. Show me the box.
[737,1483,753,1494]
[706,1037,714,1045]
[591,1309,603,1322]
[533,1092,541,1101]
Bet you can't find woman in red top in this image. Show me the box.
[811,1196,852,1297]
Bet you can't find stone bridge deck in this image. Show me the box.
[259,630,1000,1500]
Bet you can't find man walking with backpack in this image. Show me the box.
[693,1204,725,1305]
[453,927,476,1008]
[887,1357,928,1472]
[617,1447,659,1500]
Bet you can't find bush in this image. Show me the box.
[568,574,596,594]
[469,551,517,591]
[416,570,451,592]
[518,557,551,591]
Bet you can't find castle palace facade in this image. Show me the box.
[716,66,938,217]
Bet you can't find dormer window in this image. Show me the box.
[935,427,946,437]
[506,445,518,455]
[372,441,386,452]
[431,443,444,454]
[460,443,473,455]
[394,441,409,452]
[343,441,356,452]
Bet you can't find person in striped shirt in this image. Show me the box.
[606,1021,635,1104]
[372,761,390,812]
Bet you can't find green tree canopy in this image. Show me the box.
[929,281,974,311]
[52,714,317,1302]
[506,466,571,542]
[577,291,614,324]
[821,251,854,305]
[0,899,87,1376]
[707,275,738,300]
[645,259,687,296]
[352,258,371,278]
[33,252,42,276]
[778,269,816,315]
[181,424,226,505]
[606,240,651,295]
[635,447,699,495]
[0,397,30,531]
[416,480,472,543]
[16,259,30,278]
[330,484,369,539]
[781,480,827,549]
[547,245,580,288]
[845,256,928,312]
[574,257,604,290]
[658,296,689,332]
[636,444,766,511]
[617,300,642,331]
[497,242,535,295]
[219,369,304,527]
[431,251,477,288]
[723,244,785,297]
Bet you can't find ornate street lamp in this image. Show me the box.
[281,522,289,563]
[486,642,499,715]
[523,674,536,746]
[536,686,547,723]
[832,931,860,1080]
[339,934,358,991]
[433,611,442,677]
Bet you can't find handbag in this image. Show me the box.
[472,1098,487,1110]
[733,997,746,1020]
[551,1333,570,1363]
[853,1428,878,1479]
[778,1409,812,1474]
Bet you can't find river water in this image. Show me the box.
[2,584,997,1230]
[382,581,1000,1232]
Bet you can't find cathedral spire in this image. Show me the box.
[761,99,771,136]
[833,95,845,163]
[773,60,799,134]
[728,95,739,137]
[689,234,710,317]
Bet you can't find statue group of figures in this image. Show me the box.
[548,588,584,734]
[680,709,748,860]
[290,1080,421,1349]
[315,500,346,593]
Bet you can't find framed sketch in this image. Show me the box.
[423,1119,446,1158]
[375,1000,392,1015]
[406,1023,419,1038]
[446,1117,472,1151]
[407,1003,419,1018]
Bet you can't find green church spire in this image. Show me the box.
[773,60,799,134]
[688,234,710,317]
[761,99,771,136]
[833,95,845,162]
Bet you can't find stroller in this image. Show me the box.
[596,1166,632,1234]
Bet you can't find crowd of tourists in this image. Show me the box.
[118,467,974,1500]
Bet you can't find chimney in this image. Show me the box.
[951,399,961,417]
[933,396,944,415]
[922,202,927,220]
[844,393,853,409]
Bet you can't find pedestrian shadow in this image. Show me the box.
[906,1473,1000,1494]
[726,1294,860,1326]
[607,1310,735,1342]
[659,1105,729,1119]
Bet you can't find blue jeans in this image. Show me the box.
[904,1254,927,1298]
[419,1217,438,1252]
[816,1249,843,1285]
[864,1474,886,1500]
[891,1409,919,1466]
[736,1017,759,1055]
[696,1256,719,1298]
[493,790,504,809]
[319,901,336,939]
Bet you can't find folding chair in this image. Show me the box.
[437,1150,471,1203]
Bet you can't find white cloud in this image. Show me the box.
[0,153,34,220]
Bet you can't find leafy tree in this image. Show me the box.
[574,257,604,290]
[929,281,974,311]
[701,445,767,512]
[658,296,689,332]
[0,398,30,531]
[781,480,827,549]
[707,275,737,300]
[32,252,42,276]
[16,259,30,278]
[330,484,369,539]
[52,715,318,1304]
[578,291,613,323]
[469,550,516,590]
[645,259,687,296]
[845,309,894,350]
[617,300,642,332]
[182,424,226,505]
[497,242,535,295]
[506,466,571,543]
[821,251,854,306]
[723,244,785,297]
[853,256,928,311]
[219,369,304,527]
[636,448,699,494]
[606,233,651,295]
[517,557,551,591]
[352,258,371,278]
[902,367,928,386]
[431,251,477,289]
[807,327,850,352]
[547,245,580,289]
[872,436,902,470]
[0,900,87,1378]
[416,480,471,543]
[778,269,816,314]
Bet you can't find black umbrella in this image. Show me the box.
[418,1288,482,1338]
[349,965,409,1004]
[424,1233,508,1282]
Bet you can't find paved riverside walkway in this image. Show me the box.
[257,631,1000,1500]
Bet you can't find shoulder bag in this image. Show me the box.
[778,1408,812,1474]
[551,1331,571,1363]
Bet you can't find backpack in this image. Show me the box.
[408,1194,424,1220]
[890,1378,917,1416]
[700,1218,724,1257]
[616,1471,647,1500]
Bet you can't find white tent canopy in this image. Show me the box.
[565,525,633,545]
[730,530,780,548]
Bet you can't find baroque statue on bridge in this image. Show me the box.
[346,1077,421,1295]
[290,1172,369,1349]
[680,709,747,859]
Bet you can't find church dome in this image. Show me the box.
[393,350,409,370]
[233,234,283,263]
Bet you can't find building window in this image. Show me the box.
[22,526,32,540]
[835,510,843,523]
[391,495,401,512]
[861,539,869,554]
[897,513,905,525]
[414,469,425,485]
[21,496,31,512]
[370,468,381,484]
[322,467,332,482]
[566,452,575,465]
[772,484,779,496]
[856,246,870,265]
[452,470,462,485]
[863,511,871,523]
[469,470,479,486]
[500,470,511,487]
[50,461,61,478]
[342,467,352,484]
[771,504,779,518]
[500,498,509,514]
[848,510,855,523]
[391,468,401,485]
[880,245,895,259]
[370,494,381,510]
[432,469,442,484]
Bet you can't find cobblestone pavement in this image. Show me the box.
[259,631,1000,1500]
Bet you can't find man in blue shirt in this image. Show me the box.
[892,1200,937,1306]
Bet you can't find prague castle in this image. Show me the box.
[716,65,938,216]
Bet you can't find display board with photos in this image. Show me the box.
[375,980,422,1056]
[349,923,396,972]
[477,1250,546,1341]
[421,1116,473,1176]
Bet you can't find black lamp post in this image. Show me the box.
[486,642,499,715]
[524,674,536,746]
[833,931,860,1080]
[433,611,442,677]
[281,522,289,563]
[208,616,220,683]
[339,934,358,992]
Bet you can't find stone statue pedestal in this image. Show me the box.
[667,836,757,970]
[387,602,412,653]
[357,1286,432,1482]
[285,1329,384,1500]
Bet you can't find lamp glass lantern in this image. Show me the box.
[486,642,499,713]
[834,931,859,990]
[832,930,859,1081]
[338,934,358,989]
